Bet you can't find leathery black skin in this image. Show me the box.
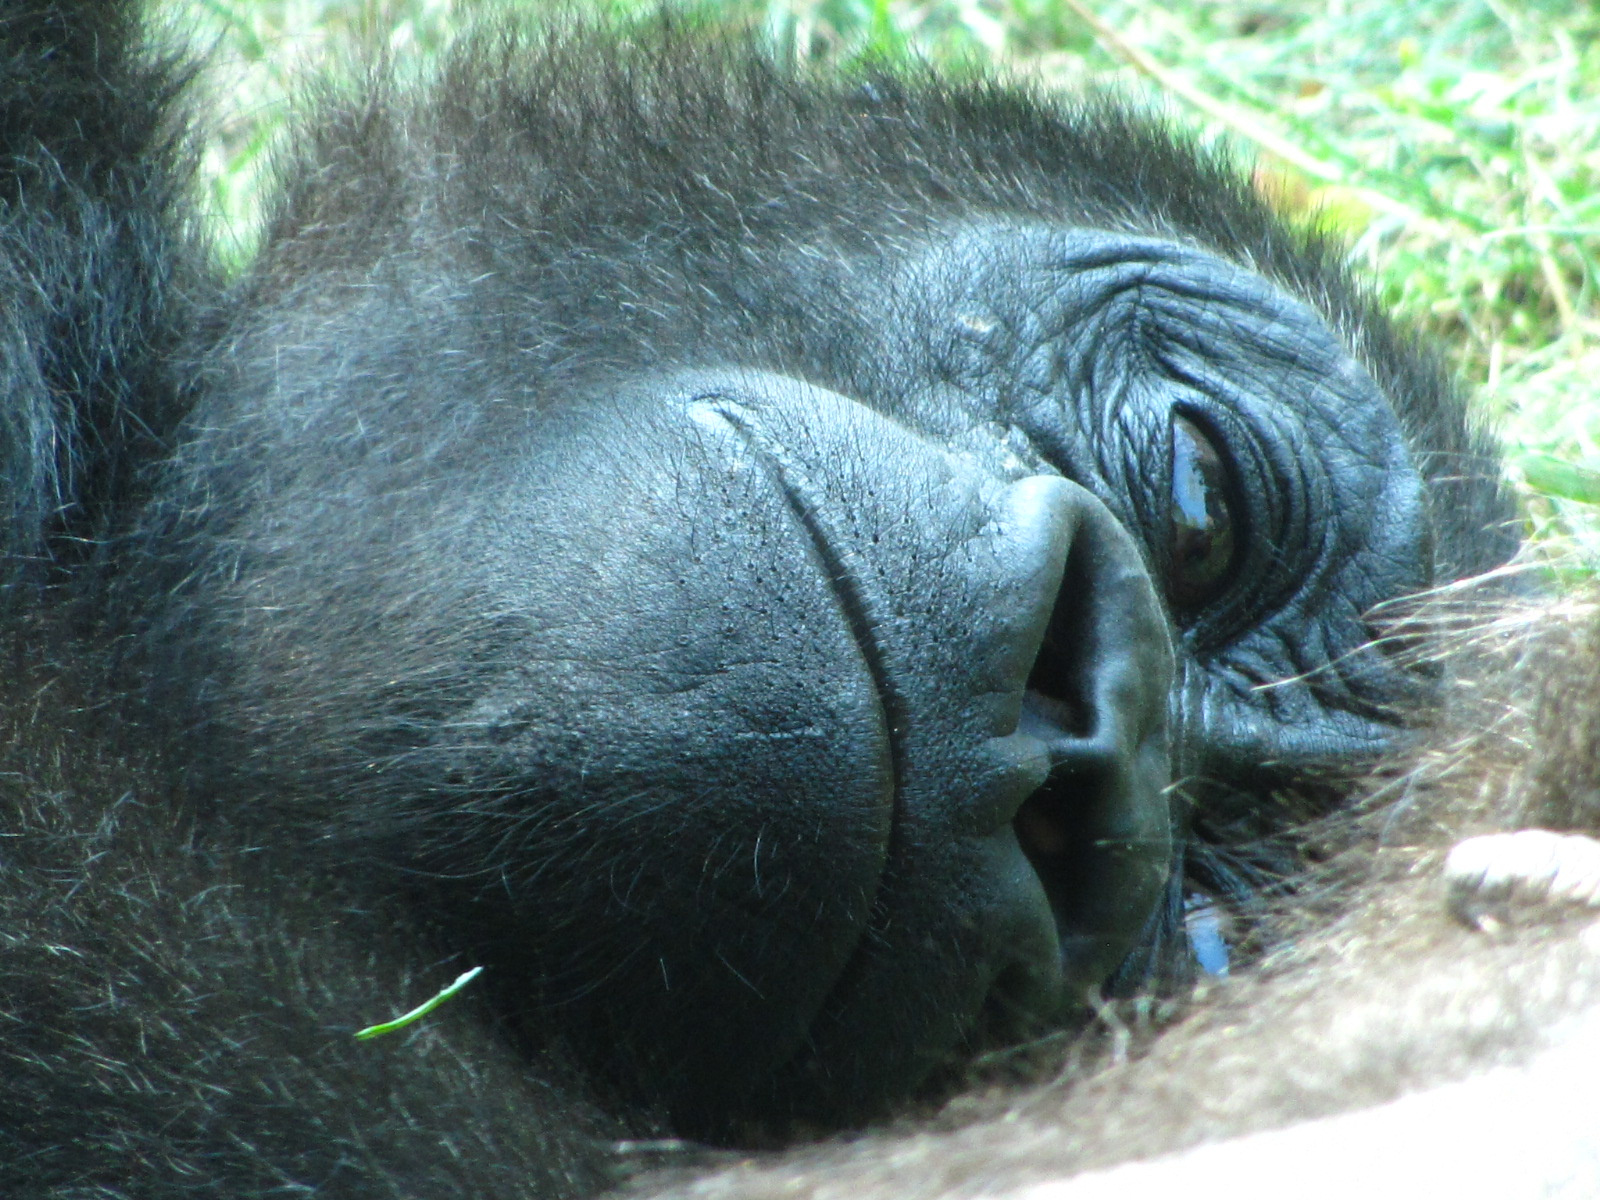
[0,3,1512,1192]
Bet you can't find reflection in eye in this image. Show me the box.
[1184,891,1231,976]
[1169,414,1238,610]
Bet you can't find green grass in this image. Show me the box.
[156,0,1600,565]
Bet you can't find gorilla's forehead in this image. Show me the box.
[859,223,1407,467]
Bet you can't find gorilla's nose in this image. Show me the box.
[690,373,1175,1032]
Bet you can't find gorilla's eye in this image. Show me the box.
[1168,414,1238,610]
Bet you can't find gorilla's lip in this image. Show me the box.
[767,472,909,824]
[689,395,908,820]
[688,396,905,966]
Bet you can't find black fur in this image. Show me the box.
[0,3,1511,1195]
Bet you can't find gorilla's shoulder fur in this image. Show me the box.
[0,646,636,1193]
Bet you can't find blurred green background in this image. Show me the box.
[154,0,1600,566]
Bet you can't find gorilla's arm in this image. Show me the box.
[0,10,198,1178]
[0,1,198,582]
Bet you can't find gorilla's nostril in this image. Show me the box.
[1014,790,1071,858]
[1011,693,1118,907]
[977,474,1081,713]
[1019,681,1089,743]
[1025,564,1095,736]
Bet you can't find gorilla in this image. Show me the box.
[0,1,1512,1195]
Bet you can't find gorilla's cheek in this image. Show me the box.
[471,374,1173,1116]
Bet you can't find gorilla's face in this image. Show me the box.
[164,216,1431,1129]
[476,366,1175,1114]
[454,226,1425,1121]
[134,58,1452,1126]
